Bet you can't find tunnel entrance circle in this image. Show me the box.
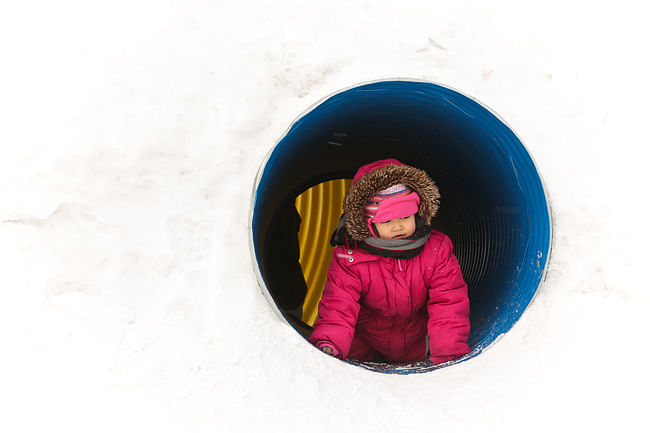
[250,79,552,373]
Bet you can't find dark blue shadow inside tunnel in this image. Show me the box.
[250,80,552,373]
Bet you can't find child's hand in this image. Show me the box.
[317,342,338,357]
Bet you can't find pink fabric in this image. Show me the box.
[371,191,420,223]
[351,158,404,184]
[430,354,462,365]
[308,230,470,363]
[365,183,414,219]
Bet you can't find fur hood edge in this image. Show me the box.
[343,164,440,240]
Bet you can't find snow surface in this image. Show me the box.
[1,0,649,431]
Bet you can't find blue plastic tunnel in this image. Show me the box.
[250,80,552,373]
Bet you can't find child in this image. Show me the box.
[308,158,470,365]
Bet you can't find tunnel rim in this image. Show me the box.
[248,77,553,372]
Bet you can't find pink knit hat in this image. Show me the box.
[365,183,421,224]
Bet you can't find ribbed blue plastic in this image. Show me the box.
[251,80,552,373]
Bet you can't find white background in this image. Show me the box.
[1,1,649,432]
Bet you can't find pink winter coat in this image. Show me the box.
[308,159,470,364]
[309,231,470,364]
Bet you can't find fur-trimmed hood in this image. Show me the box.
[343,158,440,240]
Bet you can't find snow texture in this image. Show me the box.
[1,1,648,432]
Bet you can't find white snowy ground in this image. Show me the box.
[1,1,649,431]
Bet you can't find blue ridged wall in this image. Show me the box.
[251,80,552,373]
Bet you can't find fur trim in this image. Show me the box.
[343,164,440,240]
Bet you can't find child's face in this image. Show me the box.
[374,215,416,239]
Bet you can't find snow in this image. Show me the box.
[1,0,649,431]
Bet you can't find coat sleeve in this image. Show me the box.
[308,250,363,359]
[427,234,471,364]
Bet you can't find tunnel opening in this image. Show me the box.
[250,80,552,373]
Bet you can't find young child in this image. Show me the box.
[308,158,470,365]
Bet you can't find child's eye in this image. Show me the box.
[401,216,409,220]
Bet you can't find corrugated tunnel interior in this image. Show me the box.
[250,80,552,373]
